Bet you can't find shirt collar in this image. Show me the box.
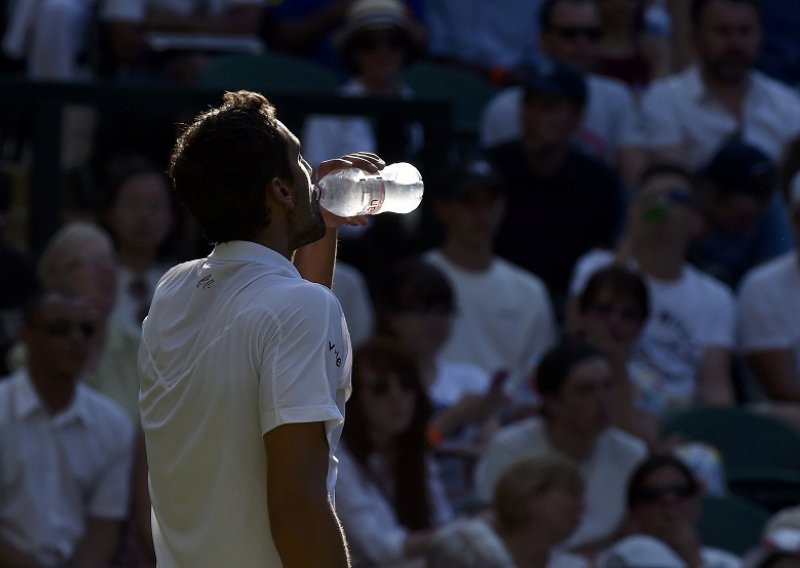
[688,64,755,103]
[207,240,300,278]
[12,369,92,427]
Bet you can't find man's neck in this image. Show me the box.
[440,241,493,271]
[700,66,751,118]
[630,242,685,281]
[524,142,570,178]
[502,530,551,568]
[545,420,595,462]
[29,370,76,415]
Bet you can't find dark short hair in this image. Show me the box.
[168,90,293,244]
[578,264,650,322]
[376,257,454,333]
[638,162,695,191]
[690,0,761,27]
[697,140,776,202]
[535,339,605,397]
[538,0,596,32]
[627,453,701,507]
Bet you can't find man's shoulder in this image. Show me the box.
[680,264,735,301]
[77,384,134,437]
[492,417,545,450]
[600,427,648,460]
[492,257,549,292]
[740,251,797,294]
[643,66,696,98]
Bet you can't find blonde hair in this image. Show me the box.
[38,221,115,288]
[493,452,584,533]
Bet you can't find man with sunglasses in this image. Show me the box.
[568,163,737,417]
[0,288,135,567]
[480,0,647,188]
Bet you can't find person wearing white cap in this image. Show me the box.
[737,170,800,416]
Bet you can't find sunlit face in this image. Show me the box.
[541,0,602,71]
[358,367,417,443]
[438,187,506,248]
[60,237,118,321]
[279,122,325,250]
[107,172,174,258]
[528,483,585,544]
[23,293,95,380]
[545,356,613,436]
[693,0,761,85]
[351,28,408,85]
[632,465,701,533]
[582,285,646,342]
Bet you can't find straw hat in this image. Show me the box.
[333,0,424,52]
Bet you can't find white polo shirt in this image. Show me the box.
[0,370,134,567]
[640,65,800,169]
[139,240,351,568]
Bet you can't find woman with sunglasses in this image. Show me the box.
[598,454,741,567]
[335,337,453,566]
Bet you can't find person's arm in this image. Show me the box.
[695,346,734,406]
[264,422,349,567]
[746,349,800,402]
[71,518,124,568]
[293,153,383,287]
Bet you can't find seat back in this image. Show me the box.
[401,62,497,137]
[698,494,770,556]
[198,52,341,96]
[664,406,800,472]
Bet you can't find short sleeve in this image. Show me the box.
[88,414,135,519]
[738,274,793,351]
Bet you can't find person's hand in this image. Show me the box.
[316,152,384,229]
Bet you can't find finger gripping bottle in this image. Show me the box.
[316,162,424,216]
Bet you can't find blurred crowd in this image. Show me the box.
[4,0,800,566]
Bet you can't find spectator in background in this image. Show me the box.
[493,453,589,567]
[569,163,737,415]
[474,340,647,555]
[480,0,647,188]
[737,171,800,412]
[0,288,134,567]
[0,170,37,377]
[640,0,800,170]
[424,0,544,83]
[1,0,96,80]
[424,156,557,403]
[302,0,425,168]
[489,59,625,318]
[265,0,424,72]
[331,260,375,348]
[335,337,453,566]
[689,140,793,290]
[595,0,671,91]
[597,454,741,568]
[570,264,662,447]
[99,0,266,81]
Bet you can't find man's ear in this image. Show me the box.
[267,176,294,209]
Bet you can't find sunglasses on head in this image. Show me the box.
[364,374,416,397]
[33,319,96,339]
[353,32,407,51]
[552,25,601,41]
[633,483,696,504]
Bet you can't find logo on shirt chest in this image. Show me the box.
[196,275,215,289]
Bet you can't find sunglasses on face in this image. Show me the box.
[353,32,407,52]
[633,483,696,504]
[551,25,601,41]
[33,319,96,339]
[363,374,416,397]
[641,188,695,221]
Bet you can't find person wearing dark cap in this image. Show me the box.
[488,59,626,320]
[688,139,793,289]
[424,156,558,403]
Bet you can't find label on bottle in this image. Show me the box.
[363,176,386,214]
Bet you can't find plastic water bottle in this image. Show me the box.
[316,162,424,216]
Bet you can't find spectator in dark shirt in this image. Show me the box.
[489,59,626,318]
